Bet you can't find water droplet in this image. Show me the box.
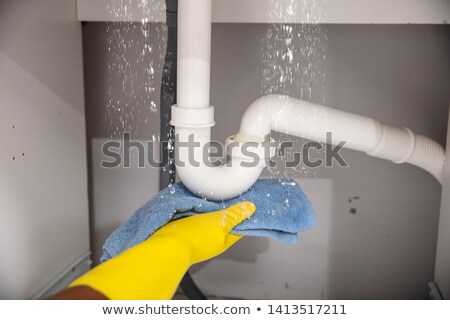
[150,101,157,113]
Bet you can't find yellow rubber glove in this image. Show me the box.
[69,201,256,300]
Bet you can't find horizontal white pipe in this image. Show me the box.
[235,95,383,153]
[236,95,445,184]
[177,0,211,109]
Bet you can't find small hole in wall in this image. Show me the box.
[22,153,25,156]
[13,156,15,160]
[13,125,15,129]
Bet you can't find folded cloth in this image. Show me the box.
[101,178,316,262]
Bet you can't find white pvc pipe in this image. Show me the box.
[175,127,267,200]
[236,95,445,184]
[235,95,383,153]
[177,0,211,109]
[173,0,271,200]
[174,94,444,199]
[172,1,444,200]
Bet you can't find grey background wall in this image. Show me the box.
[82,23,450,299]
[0,0,89,299]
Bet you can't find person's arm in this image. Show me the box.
[48,286,107,300]
[49,202,256,300]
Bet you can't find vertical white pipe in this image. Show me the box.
[173,0,270,200]
[177,0,212,109]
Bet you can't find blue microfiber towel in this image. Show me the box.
[101,178,315,263]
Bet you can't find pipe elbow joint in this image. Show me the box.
[176,163,265,201]
[235,95,285,142]
[172,114,276,199]
[174,134,275,200]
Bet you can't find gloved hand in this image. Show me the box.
[69,201,256,300]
